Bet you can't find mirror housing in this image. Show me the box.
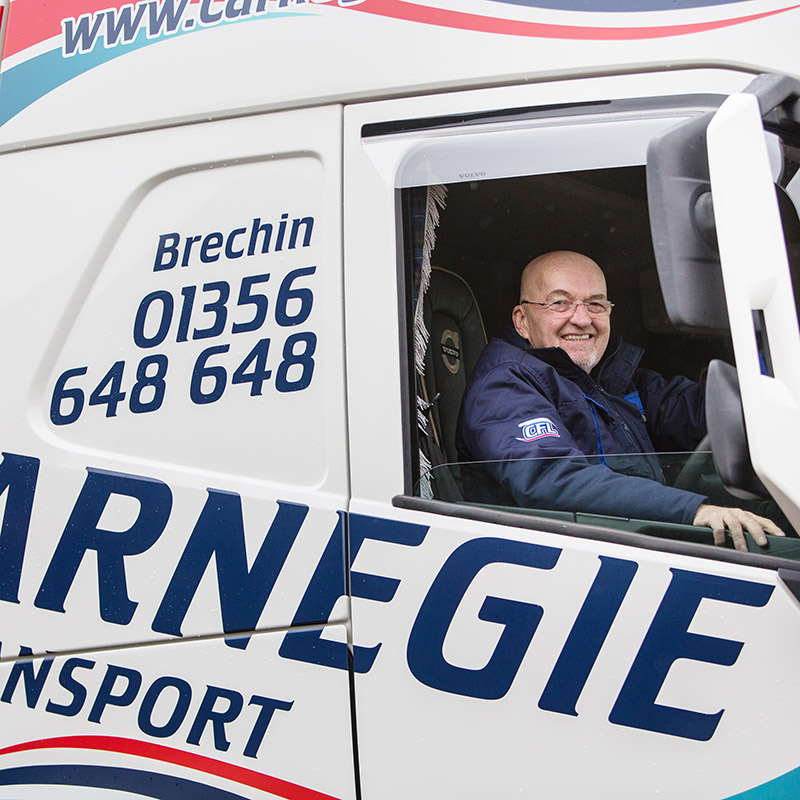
[646,73,800,334]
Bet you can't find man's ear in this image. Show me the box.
[512,305,529,343]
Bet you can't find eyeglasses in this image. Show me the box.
[520,299,614,316]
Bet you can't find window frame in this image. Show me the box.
[343,69,800,570]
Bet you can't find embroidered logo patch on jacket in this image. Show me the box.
[516,417,560,442]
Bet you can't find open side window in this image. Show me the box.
[349,75,800,562]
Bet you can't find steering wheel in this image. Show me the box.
[672,435,715,494]
[672,433,792,533]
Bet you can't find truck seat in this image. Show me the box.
[422,266,488,465]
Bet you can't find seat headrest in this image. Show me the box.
[423,267,487,464]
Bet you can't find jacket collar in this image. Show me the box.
[500,324,644,394]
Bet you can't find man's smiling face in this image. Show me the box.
[512,252,611,372]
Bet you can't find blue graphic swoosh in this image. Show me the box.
[0,764,249,799]
[0,11,306,128]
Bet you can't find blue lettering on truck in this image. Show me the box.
[0,642,292,759]
[0,451,776,744]
[49,219,319,426]
[61,0,365,58]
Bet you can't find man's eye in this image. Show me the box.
[549,300,571,311]
[587,302,607,314]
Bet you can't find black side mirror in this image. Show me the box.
[646,73,800,334]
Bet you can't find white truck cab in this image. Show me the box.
[1,1,800,798]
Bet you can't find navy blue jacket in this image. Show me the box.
[455,326,708,525]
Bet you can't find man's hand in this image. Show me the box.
[693,504,786,552]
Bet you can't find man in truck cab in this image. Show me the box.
[455,250,785,551]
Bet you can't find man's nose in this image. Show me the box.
[569,302,593,325]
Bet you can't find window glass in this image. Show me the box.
[416,453,800,556]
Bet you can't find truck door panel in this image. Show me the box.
[344,70,800,799]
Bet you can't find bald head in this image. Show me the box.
[520,251,607,301]
[513,251,611,372]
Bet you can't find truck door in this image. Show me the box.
[342,70,800,799]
